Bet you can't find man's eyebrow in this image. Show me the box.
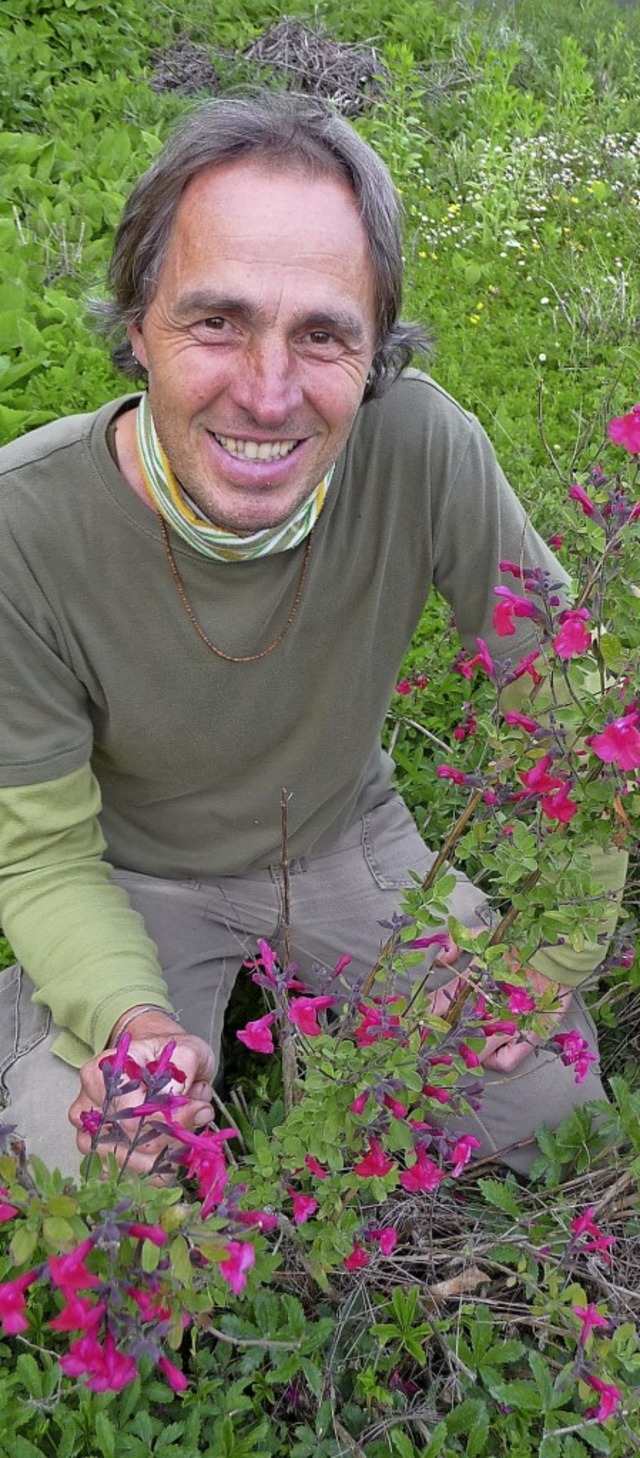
[173,291,369,344]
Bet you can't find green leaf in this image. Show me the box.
[9,1225,38,1267]
[95,1410,117,1458]
[477,1177,522,1219]
[42,1215,76,1249]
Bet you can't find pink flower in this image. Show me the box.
[569,482,597,517]
[510,650,543,687]
[80,1108,104,1137]
[399,1150,446,1193]
[407,930,451,950]
[353,1138,396,1179]
[0,1189,20,1223]
[288,995,334,1037]
[437,765,467,784]
[289,1192,318,1225]
[343,1242,370,1271]
[500,983,537,1014]
[383,1094,408,1119]
[349,1091,369,1114]
[584,1373,623,1422]
[99,1032,142,1084]
[422,1084,451,1104]
[158,1355,189,1392]
[50,1295,106,1333]
[548,534,564,550]
[60,1331,137,1392]
[553,608,591,660]
[457,638,495,680]
[333,955,352,978]
[498,559,525,578]
[145,1040,186,1082]
[519,755,563,795]
[167,1123,238,1218]
[540,782,578,823]
[571,1207,615,1264]
[305,1155,329,1179]
[0,1271,38,1335]
[572,1303,609,1344]
[126,1286,171,1322]
[553,1031,598,1083]
[590,714,640,771]
[458,1042,482,1069]
[48,1238,99,1292]
[493,587,539,638]
[126,1223,168,1247]
[373,1227,398,1256]
[235,1209,279,1232]
[504,711,539,734]
[237,1012,276,1054]
[608,403,640,454]
[449,1135,482,1177]
[395,679,412,695]
[219,1240,255,1294]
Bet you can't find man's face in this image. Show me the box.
[129,159,378,534]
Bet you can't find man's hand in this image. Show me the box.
[68,1009,215,1175]
[425,955,573,1074]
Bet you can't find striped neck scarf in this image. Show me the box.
[135,392,333,561]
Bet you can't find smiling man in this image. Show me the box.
[0,93,624,1178]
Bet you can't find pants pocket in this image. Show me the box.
[0,964,51,1100]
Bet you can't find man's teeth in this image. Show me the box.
[215,435,297,462]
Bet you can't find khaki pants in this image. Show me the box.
[1,792,605,1177]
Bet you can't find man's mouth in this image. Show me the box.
[213,434,299,462]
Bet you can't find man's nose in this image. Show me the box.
[229,338,304,425]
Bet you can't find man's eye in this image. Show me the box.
[307,330,335,346]
[202,317,227,331]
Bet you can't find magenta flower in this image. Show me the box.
[79,1108,104,1137]
[608,402,640,453]
[145,1039,186,1082]
[48,1238,99,1292]
[540,782,579,824]
[126,1223,168,1247]
[50,1294,106,1333]
[60,1331,137,1392]
[305,1155,329,1179]
[343,1242,370,1271]
[384,1094,408,1119]
[519,755,563,795]
[572,1303,609,1344]
[569,482,598,517]
[504,711,539,734]
[553,1030,597,1083]
[289,1191,318,1225]
[219,1240,256,1295]
[458,1042,482,1069]
[167,1122,238,1217]
[353,1138,397,1179]
[500,983,537,1014]
[437,765,467,784]
[0,1271,38,1334]
[449,1134,482,1177]
[553,608,591,660]
[158,1355,189,1392]
[288,995,334,1037]
[584,1373,623,1422]
[548,534,564,550]
[332,955,352,978]
[422,1084,451,1104]
[590,714,640,771]
[457,638,495,679]
[236,1012,276,1054]
[493,586,539,638]
[373,1227,398,1256]
[571,1207,615,1264]
[349,1091,369,1114]
[510,650,543,687]
[399,1150,447,1194]
[235,1209,278,1232]
[498,558,525,578]
[0,1189,21,1223]
[395,679,412,695]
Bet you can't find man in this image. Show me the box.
[0,94,625,1178]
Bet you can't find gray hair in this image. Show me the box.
[94,91,430,398]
